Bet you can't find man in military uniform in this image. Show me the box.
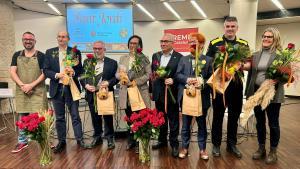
[206,16,249,158]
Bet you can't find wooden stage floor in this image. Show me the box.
[0,98,300,169]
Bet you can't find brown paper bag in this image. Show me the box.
[69,78,81,101]
[207,68,232,94]
[97,91,115,115]
[182,89,202,117]
[127,86,146,112]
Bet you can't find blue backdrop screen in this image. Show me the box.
[67,4,133,52]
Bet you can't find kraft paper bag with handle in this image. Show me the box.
[182,89,202,117]
[127,86,146,112]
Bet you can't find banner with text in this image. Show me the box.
[164,28,198,52]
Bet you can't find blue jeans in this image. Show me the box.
[17,113,30,144]
[181,108,208,150]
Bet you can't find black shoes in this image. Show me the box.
[107,139,115,150]
[53,142,66,154]
[252,144,266,160]
[212,145,220,157]
[77,139,89,149]
[152,142,168,150]
[91,137,103,147]
[226,144,242,158]
[171,147,179,158]
[265,147,277,164]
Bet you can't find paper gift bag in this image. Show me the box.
[69,78,81,101]
[127,86,146,112]
[97,91,115,115]
[207,68,232,94]
[182,89,202,117]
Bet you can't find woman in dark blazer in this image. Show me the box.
[244,27,284,164]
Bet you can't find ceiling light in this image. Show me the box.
[102,0,109,3]
[270,0,285,10]
[163,2,181,20]
[72,0,79,3]
[190,0,207,18]
[47,3,62,15]
[136,3,155,20]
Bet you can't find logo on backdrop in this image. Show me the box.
[164,28,198,52]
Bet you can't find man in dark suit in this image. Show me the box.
[44,31,86,153]
[150,33,183,157]
[80,41,118,149]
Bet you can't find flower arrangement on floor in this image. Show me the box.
[241,43,300,127]
[16,109,54,166]
[124,108,165,163]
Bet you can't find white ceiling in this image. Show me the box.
[10,0,300,23]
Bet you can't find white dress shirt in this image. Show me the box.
[160,50,173,67]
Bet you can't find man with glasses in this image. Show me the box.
[80,41,118,149]
[10,32,47,153]
[44,31,87,153]
[206,16,250,158]
[150,33,182,157]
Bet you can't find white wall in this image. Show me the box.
[14,9,66,53]
[134,19,224,57]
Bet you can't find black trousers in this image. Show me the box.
[254,103,281,148]
[88,96,114,140]
[155,100,179,148]
[211,80,243,146]
[52,85,83,142]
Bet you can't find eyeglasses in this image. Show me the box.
[93,47,104,51]
[129,42,138,45]
[262,35,274,39]
[160,40,173,43]
[22,39,35,42]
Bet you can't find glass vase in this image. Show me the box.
[39,139,52,166]
[138,138,151,163]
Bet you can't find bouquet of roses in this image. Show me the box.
[124,108,165,163]
[131,47,144,73]
[151,65,176,103]
[214,43,251,80]
[267,43,299,84]
[241,43,300,127]
[16,110,54,166]
[80,53,98,111]
[62,46,80,85]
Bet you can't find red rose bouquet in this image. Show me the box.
[16,109,54,166]
[124,108,165,163]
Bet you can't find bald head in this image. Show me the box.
[57,31,70,48]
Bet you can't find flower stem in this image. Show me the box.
[167,86,176,104]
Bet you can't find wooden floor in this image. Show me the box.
[0,98,300,169]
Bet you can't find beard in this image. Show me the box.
[24,44,34,50]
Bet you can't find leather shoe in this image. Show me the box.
[152,142,167,150]
[107,140,115,150]
[212,145,220,157]
[227,144,242,158]
[53,142,66,154]
[171,147,179,157]
[91,137,103,147]
[77,140,89,149]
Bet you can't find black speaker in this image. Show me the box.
[0,82,8,89]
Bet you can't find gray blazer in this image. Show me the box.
[245,51,285,103]
[117,54,151,109]
[175,54,213,110]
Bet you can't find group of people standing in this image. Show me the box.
[10,16,284,164]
